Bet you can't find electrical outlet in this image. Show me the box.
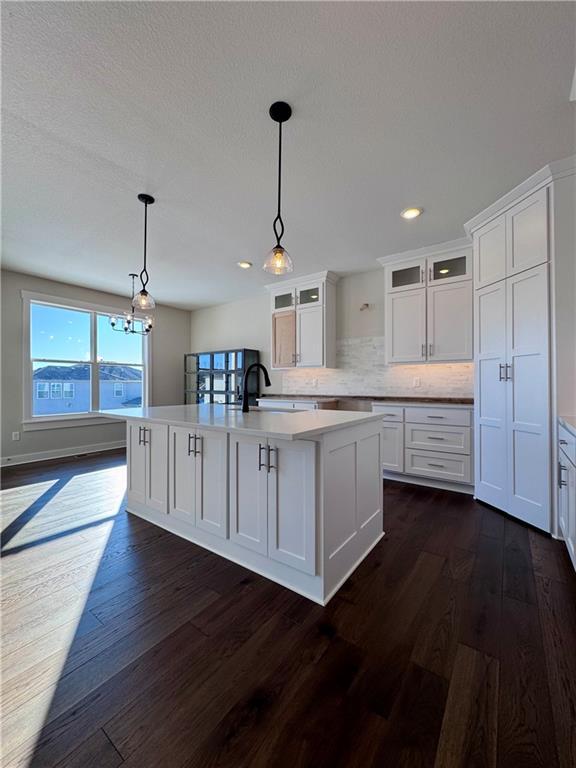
[413,377,421,388]
[12,431,21,441]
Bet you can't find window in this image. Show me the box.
[50,382,63,399]
[36,382,49,399]
[26,295,148,420]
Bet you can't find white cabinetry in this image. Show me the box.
[169,426,228,537]
[229,433,316,574]
[372,402,473,492]
[380,241,473,364]
[468,175,558,532]
[127,421,168,514]
[268,271,338,369]
[558,422,576,570]
[473,188,548,289]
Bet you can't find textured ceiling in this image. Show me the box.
[2,2,575,309]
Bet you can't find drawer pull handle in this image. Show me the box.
[382,413,397,417]
[426,436,445,440]
[428,462,445,468]
[559,439,568,446]
[426,415,445,419]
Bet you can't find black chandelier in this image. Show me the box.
[110,194,156,335]
[263,101,294,275]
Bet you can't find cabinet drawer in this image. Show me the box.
[404,406,471,427]
[404,423,470,455]
[371,404,403,421]
[405,449,471,484]
[559,424,576,466]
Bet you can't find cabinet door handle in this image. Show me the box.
[506,363,512,381]
[421,343,426,358]
[558,462,568,487]
[429,343,433,357]
[267,445,277,473]
[141,427,148,446]
[428,266,432,282]
[194,434,202,457]
[420,267,424,283]
[187,433,194,456]
[138,426,143,445]
[499,364,505,381]
[258,443,267,471]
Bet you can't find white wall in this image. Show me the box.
[1,270,191,462]
[190,270,474,398]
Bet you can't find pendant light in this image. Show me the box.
[109,193,156,335]
[263,101,294,275]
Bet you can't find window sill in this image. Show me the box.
[22,414,120,432]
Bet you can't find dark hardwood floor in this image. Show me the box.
[2,450,575,767]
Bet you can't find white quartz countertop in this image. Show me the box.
[99,404,383,440]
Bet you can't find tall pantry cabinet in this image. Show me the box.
[466,156,576,534]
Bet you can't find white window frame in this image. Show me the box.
[113,382,124,397]
[22,290,151,431]
[63,382,75,399]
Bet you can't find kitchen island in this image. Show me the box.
[101,404,384,604]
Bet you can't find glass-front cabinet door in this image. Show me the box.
[386,258,426,293]
[271,288,296,312]
[296,283,322,307]
[427,249,471,285]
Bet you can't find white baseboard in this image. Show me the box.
[383,471,474,495]
[1,440,126,468]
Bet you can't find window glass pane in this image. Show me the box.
[198,354,211,369]
[197,372,211,392]
[228,352,236,369]
[213,353,225,370]
[391,265,421,288]
[96,315,143,364]
[33,362,90,416]
[198,392,210,404]
[236,351,243,369]
[99,364,142,409]
[31,303,91,361]
[213,373,226,392]
[213,393,226,403]
[432,256,467,281]
[229,373,237,396]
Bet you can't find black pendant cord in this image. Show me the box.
[140,201,150,291]
[273,121,285,247]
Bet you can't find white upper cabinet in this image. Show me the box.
[386,258,426,293]
[385,288,427,363]
[427,281,473,361]
[267,271,337,370]
[473,216,506,289]
[472,188,549,289]
[506,187,549,277]
[381,240,473,364]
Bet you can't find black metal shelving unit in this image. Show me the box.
[184,349,260,406]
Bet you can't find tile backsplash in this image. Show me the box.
[281,336,474,397]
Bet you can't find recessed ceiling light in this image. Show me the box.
[400,207,423,220]
[237,261,253,269]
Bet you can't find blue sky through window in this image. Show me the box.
[31,304,143,364]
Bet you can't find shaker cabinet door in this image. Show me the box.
[297,306,324,367]
[272,310,296,369]
[145,423,168,515]
[385,288,426,363]
[229,434,268,554]
[127,422,147,506]
[427,281,473,361]
[473,215,506,289]
[169,426,196,524]
[506,187,549,277]
[195,429,228,538]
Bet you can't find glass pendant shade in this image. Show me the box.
[132,289,156,310]
[263,245,293,276]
